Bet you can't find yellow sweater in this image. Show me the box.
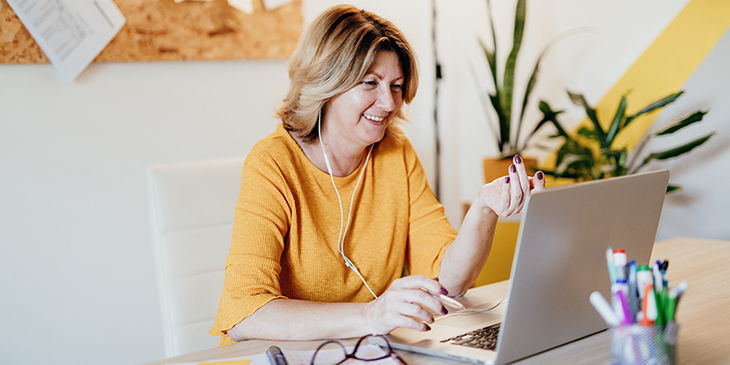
[210,124,457,345]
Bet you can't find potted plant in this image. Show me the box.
[476,0,570,182]
[538,90,715,191]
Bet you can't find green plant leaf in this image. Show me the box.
[485,0,498,84]
[478,37,498,95]
[533,101,568,138]
[489,93,508,152]
[606,95,628,147]
[567,91,607,147]
[624,91,684,128]
[500,0,526,151]
[554,138,594,180]
[638,132,715,169]
[654,110,707,136]
[577,126,601,142]
[666,185,681,193]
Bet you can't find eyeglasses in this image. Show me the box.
[310,334,409,365]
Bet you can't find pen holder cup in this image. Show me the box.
[610,324,678,365]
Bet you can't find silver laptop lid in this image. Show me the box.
[495,170,669,364]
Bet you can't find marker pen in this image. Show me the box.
[660,260,669,288]
[645,283,657,325]
[666,288,678,322]
[590,291,620,327]
[652,261,664,293]
[636,265,653,299]
[628,260,639,322]
[606,247,617,284]
[611,280,629,324]
[617,290,632,325]
[613,249,627,282]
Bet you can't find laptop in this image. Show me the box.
[388,170,669,364]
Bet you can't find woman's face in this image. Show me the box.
[323,50,404,150]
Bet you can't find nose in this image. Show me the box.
[376,86,396,112]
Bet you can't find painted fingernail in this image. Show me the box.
[432,277,440,281]
[514,155,522,164]
[510,164,516,173]
[442,306,448,315]
[505,176,510,184]
[440,287,449,295]
[425,324,432,331]
[536,171,544,180]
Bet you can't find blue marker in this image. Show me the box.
[628,260,639,323]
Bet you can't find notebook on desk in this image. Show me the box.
[388,170,670,364]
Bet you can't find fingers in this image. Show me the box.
[531,170,546,191]
[513,155,531,199]
[371,276,449,333]
[507,164,523,215]
[505,155,546,215]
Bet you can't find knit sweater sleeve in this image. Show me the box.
[209,141,291,346]
[402,139,457,278]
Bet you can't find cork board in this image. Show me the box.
[0,0,302,63]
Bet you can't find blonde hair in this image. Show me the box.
[276,5,419,143]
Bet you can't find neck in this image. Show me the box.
[289,131,370,177]
[319,136,370,177]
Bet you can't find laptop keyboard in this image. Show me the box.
[440,323,501,350]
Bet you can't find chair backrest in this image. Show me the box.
[146,156,244,358]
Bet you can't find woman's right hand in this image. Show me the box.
[363,275,448,334]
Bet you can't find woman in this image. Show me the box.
[210,5,545,346]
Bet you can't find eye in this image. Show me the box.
[362,80,378,88]
[391,83,403,91]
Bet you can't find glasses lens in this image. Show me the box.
[311,341,347,365]
[353,335,391,361]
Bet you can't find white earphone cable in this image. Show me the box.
[318,112,378,299]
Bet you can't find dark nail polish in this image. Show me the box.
[514,155,522,164]
[432,277,440,282]
[425,324,431,331]
[505,176,510,184]
[440,287,449,295]
[441,306,448,315]
[510,164,516,173]
[536,171,544,180]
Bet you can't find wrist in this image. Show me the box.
[472,198,499,220]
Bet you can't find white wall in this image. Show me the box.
[0,60,290,364]
[1,1,728,364]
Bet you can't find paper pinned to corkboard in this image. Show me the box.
[0,0,302,63]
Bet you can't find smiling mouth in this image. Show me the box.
[363,114,385,122]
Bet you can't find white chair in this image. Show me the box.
[146,156,245,358]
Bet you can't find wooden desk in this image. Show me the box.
[141,237,730,365]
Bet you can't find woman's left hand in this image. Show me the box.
[478,154,546,217]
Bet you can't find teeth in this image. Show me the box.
[363,114,384,122]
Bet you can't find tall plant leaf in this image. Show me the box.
[478,37,498,96]
[533,101,568,138]
[654,110,707,136]
[637,132,715,170]
[490,93,507,151]
[500,0,526,152]
[623,91,683,128]
[666,185,681,193]
[606,95,628,147]
[568,91,606,147]
[515,52,541,148]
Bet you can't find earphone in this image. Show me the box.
[318,111,378,299]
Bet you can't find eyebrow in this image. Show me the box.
[368,71,404,82]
